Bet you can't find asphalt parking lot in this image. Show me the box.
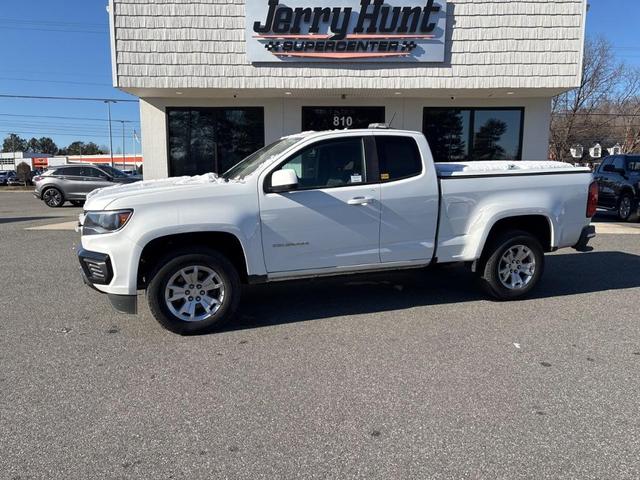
[1,191,640,479]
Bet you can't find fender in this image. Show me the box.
[472,211,556,260]
[132,223,265,289]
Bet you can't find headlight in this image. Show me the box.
[82,210,133,235]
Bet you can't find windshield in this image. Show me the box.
[222,137,302,181]
[99,165,129,178]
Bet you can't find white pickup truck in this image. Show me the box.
[78,127,597,334]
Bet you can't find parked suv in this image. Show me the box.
[0,171,16,186]
[593,155,640,221]
[33,164,139,207]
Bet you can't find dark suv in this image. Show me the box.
[33,164,140,207]
[593,155,640,221]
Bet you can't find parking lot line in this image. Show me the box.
[593,223,640,235]
[25,220,78,231]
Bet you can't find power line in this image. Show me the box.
[0,113,139,123]
[0,26,107,34]
[1,68,110,79]
[553,112,640,117]
[0,77,112,87]
[0,94,138,103]
[0,124,119,135]
[0,130,116,139]
[0,17,106,27]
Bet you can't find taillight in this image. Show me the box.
[33,176,43,182]
[586,181,598,218]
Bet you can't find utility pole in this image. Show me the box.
[121,120,125,170]
[104,100,116,168]
[132,129,137,163]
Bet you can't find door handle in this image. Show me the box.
[347,196,373,206]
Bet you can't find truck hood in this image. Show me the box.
[84,173,238,210]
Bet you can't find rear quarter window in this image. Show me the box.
[375,136,422,182]
[627,157,640,172]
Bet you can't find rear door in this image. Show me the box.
[376,134,439,263]
[54,166,86,198]
[626,156,640,195]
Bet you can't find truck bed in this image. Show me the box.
[435,161,591,178]
[433,161,594,263]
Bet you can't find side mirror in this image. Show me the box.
[270,169,298,193]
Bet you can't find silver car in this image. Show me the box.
[33,164,140,207]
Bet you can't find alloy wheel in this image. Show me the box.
[43,189,62,207]
[619,196,632,220]
[498,245,536,290]
[164,265,225,322]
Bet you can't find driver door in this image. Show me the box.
[259,135,381,273]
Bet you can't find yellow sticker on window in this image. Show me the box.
[380,173,390,180]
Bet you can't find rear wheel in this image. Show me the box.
[617,194,634,222]
[478,230,545,300]
[42,187,64,207]
[146,249,241,334]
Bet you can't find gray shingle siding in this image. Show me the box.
[112,0,586,91]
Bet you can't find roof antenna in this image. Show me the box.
[388,111,397,128]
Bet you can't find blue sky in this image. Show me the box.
[0,0,638,152]
[0,0,140,153]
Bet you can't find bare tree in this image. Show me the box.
[550,37,640,161]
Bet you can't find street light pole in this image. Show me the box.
[105,100,115,168]
[121,120,125,170]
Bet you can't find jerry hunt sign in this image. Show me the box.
[245,0,447,63]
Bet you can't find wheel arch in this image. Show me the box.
[41,184,64,196]
[137,231,250,288]
[479,214,554,259]
[619,186,636,201]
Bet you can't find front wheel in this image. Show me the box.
[478,230,545,300]
[146,249,241,334]
[42,187,64,207]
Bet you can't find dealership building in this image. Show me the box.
[108,0,587,179]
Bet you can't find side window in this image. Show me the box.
[87,168,108,179]
[276,137,366,189]
[61,167,83,176]
[628,157,640,172]
[376,136,422,181]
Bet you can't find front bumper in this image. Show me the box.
[572,225,596,252]
[78,248,137,314]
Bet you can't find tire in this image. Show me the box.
[617,194,634,222]
[42,187,65,208]
[478,230,545,300]
[70,200,84,207]
[146,248,241,334]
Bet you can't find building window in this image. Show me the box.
[423,108,524,162]
[167,107,264,177]
[302,106,385,131]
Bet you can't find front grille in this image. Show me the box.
[85,260,106,280]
